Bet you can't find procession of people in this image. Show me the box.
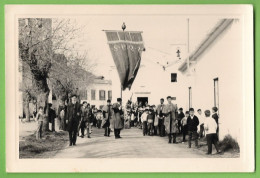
[34,93,221,155]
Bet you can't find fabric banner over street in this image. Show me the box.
[105,31,145,90]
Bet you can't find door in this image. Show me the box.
[137,97,148,107]
[188,87,192,109]
[213,78,219,109]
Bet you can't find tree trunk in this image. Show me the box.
[37,91,50,132]
[32,77,50,132]
[25,99,30,122]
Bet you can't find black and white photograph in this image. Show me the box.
[5,5,254,172]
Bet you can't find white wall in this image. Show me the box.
[82,82,112,109]
[177,20,242,142]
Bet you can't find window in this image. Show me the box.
[79,90,87,100]
[108,90,112,100]
[188,87,192,109]
[213,78,219,110]
[83,90,87,100]
[99,90,106,100]
[171,73,177,82]
[91,90,96,100]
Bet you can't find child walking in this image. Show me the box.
[35,107,44,140]
[96,110,103,129]
[187,108,199,148]
[181,111,189,143]
[147,108,155,136]
[204,110,221,155]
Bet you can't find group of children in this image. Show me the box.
[137,103,221,155]
[174,106,221,155]
[140,107,156,136]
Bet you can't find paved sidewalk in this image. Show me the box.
[54,127,207,158]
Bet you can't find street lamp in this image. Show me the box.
[122,22,126,31]
[176,48,181,58]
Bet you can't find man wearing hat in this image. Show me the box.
[102,99,113,137]
[111,98,124,139]
[164,96,178,143]
[66,94,81,146]
[156,98,166,137]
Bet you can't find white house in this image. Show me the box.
[177,19,242,143]
[80,77,112,109]
[106,18,244,145]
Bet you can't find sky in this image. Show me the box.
[58,15,221,77]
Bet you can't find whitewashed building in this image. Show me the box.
[177,19,242,142]
[79,77,112,109]
[107,18,244,145]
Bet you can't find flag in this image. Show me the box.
[105,30,145,90]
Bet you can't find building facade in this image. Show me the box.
[79,77,112,109]
[177,19,242,143]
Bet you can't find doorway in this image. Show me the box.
[213,78,219,110]
[188,87,192,109]
[137,97,148,107]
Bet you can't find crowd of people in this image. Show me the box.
[122,96,221,155]
[34,94,221,155]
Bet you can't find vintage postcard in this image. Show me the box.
[5,5,254,172]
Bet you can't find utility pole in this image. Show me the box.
[187,18,190,73]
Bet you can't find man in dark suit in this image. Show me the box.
[112,98,124,139]
[187,108,199,148]
[156,98,166,137]
[48,103,56,132]
[66,94,81,146]
[102,99,113,137]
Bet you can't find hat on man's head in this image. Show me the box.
[212,107,218,112]
[189,108,194,112]
[117,98,122,102]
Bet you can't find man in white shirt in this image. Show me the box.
[197,109,205,138]
[141,108,149,136]
[204,110,221,155]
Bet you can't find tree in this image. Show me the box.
[19,60,37,121]
[19,18,52,130]
[19,18,96,131]
[50,53,95,103]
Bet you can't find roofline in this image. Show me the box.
[178,19,235,73]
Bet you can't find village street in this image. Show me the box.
[54,127,208,158]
